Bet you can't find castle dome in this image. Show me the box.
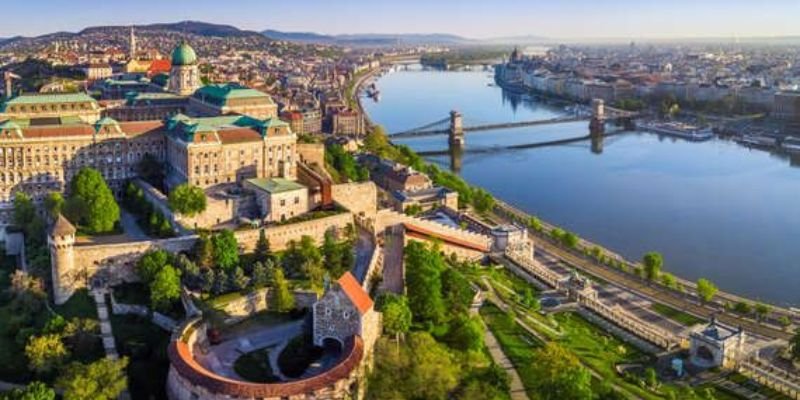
[171,42,197,66]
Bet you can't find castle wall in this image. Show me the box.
[296,143,325,167]
[332,182,377,217]
[52,212,354,304]
[213,289,318,324]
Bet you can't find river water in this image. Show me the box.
[363,64,800,306]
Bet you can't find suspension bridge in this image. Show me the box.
[390,115,588,138]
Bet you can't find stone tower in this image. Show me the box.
[49,214,77,305]
[129,26,136,61]
[168,42,201,96]
[449,110,464,149]
[589,98,605,137]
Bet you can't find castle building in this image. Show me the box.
[0,42,295,239]
[167,43,201,96]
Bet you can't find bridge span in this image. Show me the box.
[390,115,588,138]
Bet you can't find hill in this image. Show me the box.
[262,30,474,46]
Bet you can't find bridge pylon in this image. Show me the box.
[449,110,465,149]
[589,98,606,137]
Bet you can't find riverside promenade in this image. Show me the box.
[492,199,793,341]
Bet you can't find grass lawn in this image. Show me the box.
[111,314,171,400]
[650,303,705,326]
[277,334,324,378]
[234,347,280,383]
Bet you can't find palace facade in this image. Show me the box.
[0,42,294,238]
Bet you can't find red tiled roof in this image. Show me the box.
[118,120,165,136]
[337,272,373,315]
[217,127,262,144]
[168,334,363,397]
[148,59,171,75]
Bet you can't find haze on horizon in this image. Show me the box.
[4,0,800,40]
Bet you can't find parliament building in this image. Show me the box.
[0,42,293,236]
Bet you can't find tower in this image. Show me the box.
[49,214,77,305]
[589,98,605,137]
[449,110,464,149]
[168,42,201,96]
[129,26,136,60]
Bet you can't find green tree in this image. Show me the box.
[642,252,664,282]
[790,329,800,361]
[66,167,120,233]
[136,249,170,284]
[561,231,579,248]
[406,332,460,400]
[271,268,295,312]
[755,303,771,322]
[660,272,678,289]
[193,231,214,269]
[733,301,752,316]
[441,268,474,315]
[168,183,207,217]
[322,230,343,274]
[56,357,128,400]
[254,229,271,263]
[212,229,239,270]
[43,192,64,219]
[379,294,412,341]
[528,342,593,400]
[150,265,181,311]
[251,260,273,289]
[696,278,718,304]
[25,334,69,374]
[228,266,249,291]
[13,192,46,244]
[404,241,446,325]
[528,216,543,231]
[0,381,55,400]
[445,315,484,352]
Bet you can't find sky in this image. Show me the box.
[4,0,800,39]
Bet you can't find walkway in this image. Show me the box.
[470,289,529,400]
[92,289,119,359]
[352,228,376,284]
[380,227,405,294]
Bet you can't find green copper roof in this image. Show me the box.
[195,83,272,102]
[246,178,305,194]
[171,43,198,66]
[3,93,97,106]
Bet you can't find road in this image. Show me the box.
[533,237,791,341]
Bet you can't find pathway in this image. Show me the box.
[92,289,119,360]
[380,227,405,294]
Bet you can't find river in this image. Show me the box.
[362,64,800,306]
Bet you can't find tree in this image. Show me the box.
[528,216,543,231]
[791,329,800,361]
[0,381,55,400]
[755,303,771,322]
[66,167,120,233]
[644,367,659,389]
[660,272,678,289]
[642,252,664,282]
[137,153,164,188]
[404,241,446,325]
[25,334,69,374]
[228,266,249,291]
[43,192,64,219]
[168,183,207,217]
[446,316,484,352]
[212,229,239,270]
[322,230,344,275]
[193,232,214,269]
[136,249,170,284]
[271,268,295,312]
[528,342,593,400]
[150,265,181,310]
[379,294,412,341]
[56,357,128,400]
[441,268,474,315]
[13,193,46,244]
[696,278,718,304]
[254,229,272,263]
[733,301,752,316]
[406,332,460,400]
[251,260,272,289]
[9,270,46,314]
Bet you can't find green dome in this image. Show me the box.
[171,43,197,66]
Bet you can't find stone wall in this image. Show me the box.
[297,143,326,167]
[213,289,318,324]
[332,182,377,217]
[52,212,355,304]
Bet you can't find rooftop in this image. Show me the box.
[246,178,306,194]
[3,93,97,106]
[337,272,374,315]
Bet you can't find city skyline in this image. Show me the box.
[4,0,800,40]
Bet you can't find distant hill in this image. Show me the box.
[82,21,260,37]
[262,30,474,46]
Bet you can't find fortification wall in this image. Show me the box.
[297,143,326,167]
[332,182,377,217]
[214,289,318,324]
[53,212,354,304]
